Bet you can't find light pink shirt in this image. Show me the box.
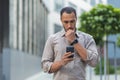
[41,30,99,80]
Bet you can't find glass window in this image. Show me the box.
[90,0,96,6]
[99,0,103,3]
[54,0,64,12]
[68,2,77,10]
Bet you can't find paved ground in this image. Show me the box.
[25,71,53,80]
[26,67,120,80]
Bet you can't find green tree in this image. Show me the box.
[117,35,120,47]
[78,4,120,46]
[78,4,120,75]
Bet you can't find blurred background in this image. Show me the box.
[0,0,120,80]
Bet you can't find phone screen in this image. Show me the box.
[66,46,74,58]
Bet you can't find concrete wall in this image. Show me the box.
[2,48,41,80]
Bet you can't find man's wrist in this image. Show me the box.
[70,39,78,45]
[60,60,65,66]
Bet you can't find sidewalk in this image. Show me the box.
[25,71,53,80]
[26,67,120,80]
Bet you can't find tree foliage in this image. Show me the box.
[78,4,120,45]
[117,35,120,47]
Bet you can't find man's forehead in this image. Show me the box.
[61,12,76,19]
[62,12,75,16]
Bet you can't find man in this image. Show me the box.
[41,7,99,80]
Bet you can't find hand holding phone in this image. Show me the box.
[66,46,74,58]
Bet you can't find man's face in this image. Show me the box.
[61,12,77,32]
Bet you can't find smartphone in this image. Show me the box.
[66,46,74,58]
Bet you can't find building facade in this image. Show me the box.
[0,0,48,80]
[43,0,105,36]
[107,0,120,65]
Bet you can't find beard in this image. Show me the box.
[64,27,76,32]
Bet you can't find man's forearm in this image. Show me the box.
[74,43,87,61]
[49,60,63,73]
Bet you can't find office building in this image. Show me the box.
[0,0,48,80]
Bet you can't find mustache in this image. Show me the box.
[67,27,74,30]
[68,28,73,30]
[68,28,76,30]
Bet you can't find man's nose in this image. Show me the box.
[67,23,72,28]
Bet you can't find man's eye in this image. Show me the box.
[64,20,75,24]
[70,20,75,23]
[64,21,68,24]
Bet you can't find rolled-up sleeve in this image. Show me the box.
[41,35,54,73]
[85,37,99,67]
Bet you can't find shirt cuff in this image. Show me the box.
[86,50,98,67]
[86,50,93,61]
[42,61,53,73]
